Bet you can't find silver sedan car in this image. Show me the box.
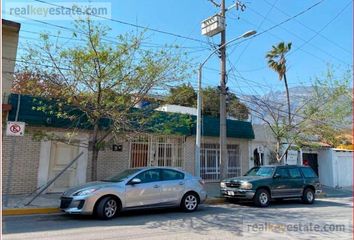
[60,167,207,219]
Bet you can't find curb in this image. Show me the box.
[316,193,327,199]
[3,207,61,216]
[205,197,225,205]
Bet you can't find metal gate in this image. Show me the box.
[200,143,241,181]
[130,135,184,168]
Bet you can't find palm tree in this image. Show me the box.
[266,42,292,125]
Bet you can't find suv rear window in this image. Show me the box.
[300,167,317,178]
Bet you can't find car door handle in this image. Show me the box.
[153,185,160,188]
[179,182,185,185]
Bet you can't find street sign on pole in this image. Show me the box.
[6,121,25,136]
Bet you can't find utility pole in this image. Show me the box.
[219,0,228,180]
[199,0,251,180]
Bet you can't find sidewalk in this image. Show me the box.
[322,185,353,198]
[3,193,61,209]
[2,184,352,216]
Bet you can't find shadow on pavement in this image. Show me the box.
[3,197,352,236]
[226,197,353,208]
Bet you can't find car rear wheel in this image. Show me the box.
[181,192,199,212]
[96,196,120,220]
[302,188,315,204]
[254,189,270,207]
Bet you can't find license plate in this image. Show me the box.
[227,191,234,196]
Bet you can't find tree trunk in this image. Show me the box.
[283,74,291,163]
[276,139,282,162]
[91,123,99,181]
[283,73,291,125]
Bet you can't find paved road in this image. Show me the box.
[3,197,353,240]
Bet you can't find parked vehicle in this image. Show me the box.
[220,165,322,207]
[60,167,207,219]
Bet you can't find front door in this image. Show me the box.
[48,142,79,192]
[125,169,162,208]
[302,153,318,175]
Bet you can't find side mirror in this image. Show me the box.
[130,178,142,185]
[273,173,281,179]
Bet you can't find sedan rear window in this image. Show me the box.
[161,169,184,181]
[300,167,318,178]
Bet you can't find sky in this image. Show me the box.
[3,0,353,97]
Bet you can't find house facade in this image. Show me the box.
[3,94,254,195]
[2,19,21,121]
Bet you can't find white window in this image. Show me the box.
[130,135,184,168]
[200,143,241,181]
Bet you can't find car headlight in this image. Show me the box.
[220,182,226,188]
[240,182,253,190]
[73,188,97,196]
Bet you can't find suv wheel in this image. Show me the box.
[254,189,271,207]
[96,196,120,220]
[181,192,199,212]
[302,188,315,204]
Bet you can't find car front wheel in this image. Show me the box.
[96,196,120,220]
[254,189,271,207]
[302,188,315,204]
[181,192,199,212]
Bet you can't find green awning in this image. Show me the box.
[7,94,254,139]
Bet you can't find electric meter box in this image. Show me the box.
[201,14,225,37]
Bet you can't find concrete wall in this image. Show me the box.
[333,150,353,187]
[318,149,335,187]
[318,149,353,188]
[184,136,195,175]
[2,21,20,99]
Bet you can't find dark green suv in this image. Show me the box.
[220,165,322,207]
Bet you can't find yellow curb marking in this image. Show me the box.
[3,208,60,216]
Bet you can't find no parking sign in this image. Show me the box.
[6,121,25,136]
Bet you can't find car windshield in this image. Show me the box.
[245,167,275,177]
[101,168,142,182]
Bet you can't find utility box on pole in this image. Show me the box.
[201,14,225,37]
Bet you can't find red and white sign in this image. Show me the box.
[6,121,25,136]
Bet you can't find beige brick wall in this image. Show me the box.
[2,123,253,195]
[2,129,41,195]
[86,141,130,182]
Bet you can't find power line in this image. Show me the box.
[3,57,71,71]
[246,2,351,66]
[15,15,211,57]
[238,17,328,64]
[20,29,208,50]
[263,0,352,56]
[230,0,280,65]
[228,0,326,49]
[33,0,211,46]
[289,0,353,58]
